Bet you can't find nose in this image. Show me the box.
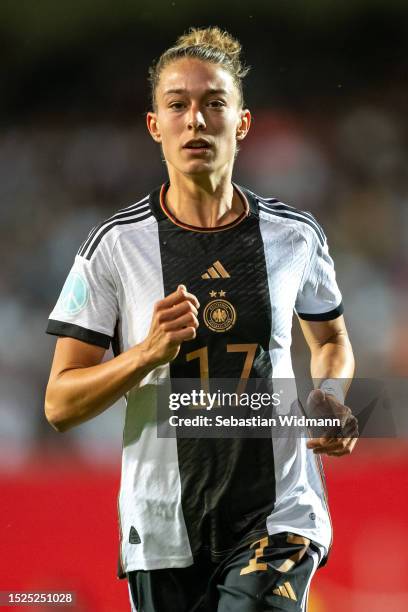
[187,104,206,131]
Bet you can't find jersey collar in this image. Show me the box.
[149,181,257,233]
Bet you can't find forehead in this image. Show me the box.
[157,57,237,99]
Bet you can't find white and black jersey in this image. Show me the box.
[46,183,343,577]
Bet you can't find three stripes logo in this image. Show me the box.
[201,260,230,279]
[273,581,297,601]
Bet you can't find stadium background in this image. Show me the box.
[1,1,408,610]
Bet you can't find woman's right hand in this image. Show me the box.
[139,284,200,368]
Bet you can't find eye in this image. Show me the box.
[208,100,226,108]
[169,101,185,110]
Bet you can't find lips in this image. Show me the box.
[183,138,211,149]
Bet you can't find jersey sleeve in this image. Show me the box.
[46,244,118,349]
[295,230,344,321]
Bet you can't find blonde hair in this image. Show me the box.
[148,26,250,109]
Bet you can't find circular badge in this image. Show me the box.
[58,271,89,315]
[203,299,236,333]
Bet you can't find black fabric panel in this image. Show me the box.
[297,302,344,321]
[155,196,276,561]
[46,319,111,348]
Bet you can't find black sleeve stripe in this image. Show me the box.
[78,207,151,259]
[262,197,325,232]
[80,211,153,261]
[77,195,149,257]
[267,204,325,240]
[78,203,149,256]
[259,204,326,246]
[258,197,326,246]
[46,319,112,348]
[297,302,344,321]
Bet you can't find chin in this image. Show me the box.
[182,161,214,176]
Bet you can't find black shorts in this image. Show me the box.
[127,532,321,612]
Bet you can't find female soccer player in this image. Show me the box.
[45,26,356,611]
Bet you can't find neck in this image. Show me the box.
[164,169,244,228]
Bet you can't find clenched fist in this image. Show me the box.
[140,285,200,368]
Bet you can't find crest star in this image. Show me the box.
[219,290,226,297]
[210,290,217,298]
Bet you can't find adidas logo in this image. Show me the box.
[273,581,297,601]
[201,260,230,279]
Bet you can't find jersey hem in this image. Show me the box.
[118,527,329,578]
[119,555,194,578]
[296,302,344,321]
[46,319,111,348]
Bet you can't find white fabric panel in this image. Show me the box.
[295,231,343,316]
[114,217,192,573]
[259,214,332,557]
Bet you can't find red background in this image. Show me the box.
[2,440,407,611]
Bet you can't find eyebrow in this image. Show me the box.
[163,88,229,97]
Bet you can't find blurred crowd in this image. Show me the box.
[1,98,407,464]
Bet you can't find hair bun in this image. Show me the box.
[176,26,241,58]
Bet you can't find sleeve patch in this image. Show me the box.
[56,271,90,315]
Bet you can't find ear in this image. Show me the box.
[146,112,162,143]
[236,109,251,141]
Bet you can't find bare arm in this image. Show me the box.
[45,285,199,433]
[299,315,357,456]
[299,314,355,396]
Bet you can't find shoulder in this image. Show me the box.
[243,186,326,247]
[77,193,155,260]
